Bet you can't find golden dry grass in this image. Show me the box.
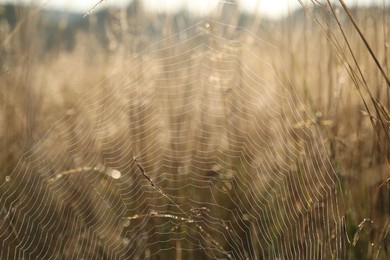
[0,2,388,259]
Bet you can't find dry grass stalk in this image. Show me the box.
[84,0,107,17]
[133,157,233,259]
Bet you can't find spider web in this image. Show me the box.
[0,1,344,259]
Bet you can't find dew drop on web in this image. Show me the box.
[108,169,121,179]
[123,238,130,246]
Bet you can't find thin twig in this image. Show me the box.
[84,0,106,17]
[133,157,186,215]
[377,178,389,189]
[126,210,195,224]
[133,157,232,259]
[375,222,389,259]
[125,210,199,232]
[352,218,373,247]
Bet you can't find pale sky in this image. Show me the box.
[0,0,384,18]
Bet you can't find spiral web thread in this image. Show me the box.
[0,2,344,259]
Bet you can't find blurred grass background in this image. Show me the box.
[0,1,389,259]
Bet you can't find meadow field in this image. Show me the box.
[0,1,388,259]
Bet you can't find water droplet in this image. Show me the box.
[109,169,121,179]
[205,23,210,28]
[123,237,130,245]
[5,176,10,182]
